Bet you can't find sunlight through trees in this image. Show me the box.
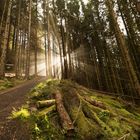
[0,0,140,100]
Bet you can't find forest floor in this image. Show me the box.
[0,78,26,92]
[0,76,46,140]
[24,79,140,140]
[1,79,140,140]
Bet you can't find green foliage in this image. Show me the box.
[0,79,14,90]
[31,115,62,140]
[36,82,46,90]
[10,107,30,121]
[29,79,60,100]
[22,80,140,139]
[33,123,41,135]
[0,79,14,91]
[0,78,25,91]
[0,85,7,90]
[4,79,14,87]
[98,110,110,122]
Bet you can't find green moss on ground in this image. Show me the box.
[14,79,140,140]
[0,78,26,91]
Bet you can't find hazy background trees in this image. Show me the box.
[0,0,139,100]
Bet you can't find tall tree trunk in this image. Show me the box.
[22,30,27,76]
[117,0,140,80]
[43,0,48,77]
[0,0,12,78]
[12,23,16,53]
[6,16,12,64]
[25,0,32,79]
[106,0,140,95]
[47,0,52,78]
[0,0,7,55]
[44,33,48,77]
[47,16,52,78]
[15,0,21,78]
[60,18,68,79]
[35,0,38,77]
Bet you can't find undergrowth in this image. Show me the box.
[10,107,30,121]
[11,79,140,140]
[0,78,25,91]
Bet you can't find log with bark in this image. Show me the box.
[83,96,106,110]
[37,99,55,108]
[38,105,56,116]
[28,80,140,139]
[54,90,74,135]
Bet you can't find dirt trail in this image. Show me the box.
[0,77,46,140]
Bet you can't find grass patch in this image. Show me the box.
[10,107,30,121]
[0,78,26,91]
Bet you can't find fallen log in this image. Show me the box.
[54,90,74,135]
[37,99,55,108]
[83,96,106,110]
[62,89,100,139]
[38,105,56,116]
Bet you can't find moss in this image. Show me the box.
[38,105,56,116]
[119,108,132,116]
[98,110,110,122]
[83,105,112,137]
[0,85,7,90]
[99,97,124,109]
[29,91,40,99]
[108,118,124,137]
[31,114,64,140]
[0,79,14,90]
[29,80,60,100]
[70,107,101,139]
[10,107,30,121]
[0,78,25,91]
[24,79,140,139]
[133,112,140,121]
[46,79,60,86]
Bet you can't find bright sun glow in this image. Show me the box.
[83,0,88,4]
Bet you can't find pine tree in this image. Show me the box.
[0,0,12,78]
[106,0,140,95]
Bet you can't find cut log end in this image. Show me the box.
[37,99,55,108]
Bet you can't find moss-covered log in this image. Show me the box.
[61,88,105,139]
[83,96,106,109]
[37,99,55,108]
[26,79,140,140]
[38,105,56,116]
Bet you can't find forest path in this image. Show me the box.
[0,76,46,140]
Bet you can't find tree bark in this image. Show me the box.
[0,0,7,55]
[15,0,21,78]
[35,0,38,77]
[106,0,140,96]
[0,0,12,78]
[37,99,56,108]
[47,0,52,78]
[25,0,32,79]
[54,90,74,133]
